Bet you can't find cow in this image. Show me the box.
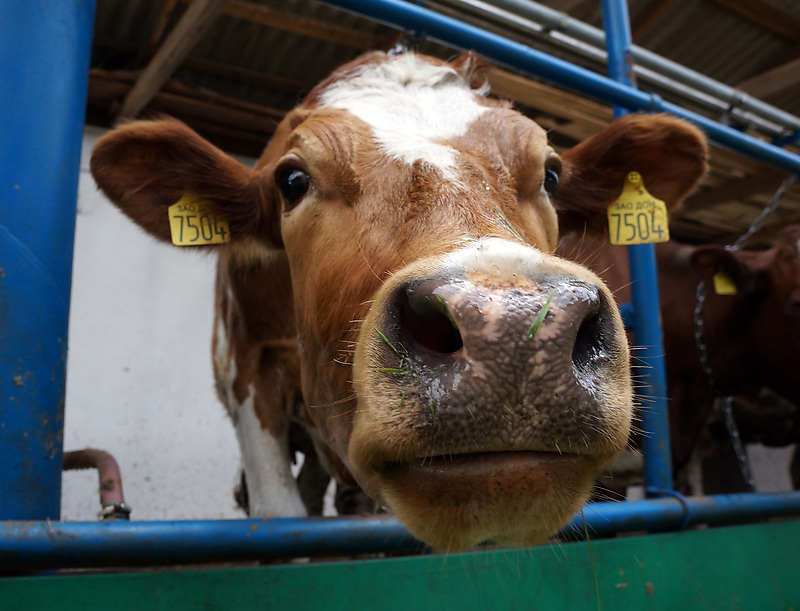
[90,51,707,551]
[559,224,800,492]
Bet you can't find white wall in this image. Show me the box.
[62,127,244,521]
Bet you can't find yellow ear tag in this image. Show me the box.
[713,271,738,295]
[168,195,230,246]
[607,171,670,246]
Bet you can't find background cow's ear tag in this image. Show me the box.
[168,195,230,246]
[607,171,670,246]
[713,270,738,295]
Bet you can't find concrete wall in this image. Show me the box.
[62,127,243,521]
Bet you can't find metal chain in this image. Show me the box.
[693,280,757,491]
[730,175,797,251]
[692,174,796,491]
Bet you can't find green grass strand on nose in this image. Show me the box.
[526,291,555,340]
[435,294,458,330]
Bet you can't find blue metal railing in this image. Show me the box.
[4,492,800,571]
[0,0,97,521]
[2,0,800,570]
[600,0,673,493]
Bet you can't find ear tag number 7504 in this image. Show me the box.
[168,194,230,246]
[607,171,670,246]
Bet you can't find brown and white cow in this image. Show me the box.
[559,224,800,487]
[90,52,707,550]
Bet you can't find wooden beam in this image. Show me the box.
[149,0,180,47]
[89,69,285,157]
[708,0,800,41]
[178,0,385,50]
[685,168,789,209]
[183,57,307,94]
[116,0,227,121]
[93,37,307,96]
[631,0,677,42]
[486,68,613,125]
[737,55,800,99]
[778,39,800,65]
[92,68,285,123]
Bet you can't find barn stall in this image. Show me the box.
[2,0,800,607]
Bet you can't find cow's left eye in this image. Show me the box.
[543,167,559,196]
[277,167,311,209]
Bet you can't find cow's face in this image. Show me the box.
[692,226,800,405]
[91,52,707,550]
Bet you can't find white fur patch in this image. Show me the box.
[233,385,307,518]
[213,317,229,376]
[214,310,305,517]
[443,237,545,277]
[319,54,489,179]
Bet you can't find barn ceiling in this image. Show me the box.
[88,0,800,245]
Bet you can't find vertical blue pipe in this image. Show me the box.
[601,0,673,493]
[0,1,96,519]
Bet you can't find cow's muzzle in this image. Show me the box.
[349,237,632,550]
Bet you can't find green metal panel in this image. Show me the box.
[3,520,798,610]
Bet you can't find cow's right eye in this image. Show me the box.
[277,167,311,208]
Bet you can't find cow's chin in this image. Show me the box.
[357,451,601,552]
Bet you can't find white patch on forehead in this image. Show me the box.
[795,239,800,257]
[319,54,489,178]
[443,237,545,276]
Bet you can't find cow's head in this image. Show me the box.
[691,224,800,405]
[91,52,707,550]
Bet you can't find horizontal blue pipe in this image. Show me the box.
[321,0,800,177]
[3,493,800,571]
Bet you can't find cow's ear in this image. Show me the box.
[90,119,279,247]
[555,113,708,234]
[691,247,762,294]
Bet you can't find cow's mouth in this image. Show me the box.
[377,450,594,505]
[381,450,587,480]
[372,450,597,551]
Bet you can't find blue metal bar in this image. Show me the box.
[3,493,800,571]
[626,246,673,493]
[601,0,635,97]
[600,0,673,493]
[618,302,635,329]
[320,0,800,177]
[569,491,800,537]
[0,516,425,572]
[0,1,97,520]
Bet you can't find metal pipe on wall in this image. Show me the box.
[321,0,800,177]
[435,0,787,137]
[482,0,800,134]
[3,492,800,571]
[0,0,97,520]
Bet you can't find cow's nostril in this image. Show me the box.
[401,282,464,355]
[571,309,606,375]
